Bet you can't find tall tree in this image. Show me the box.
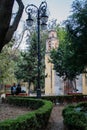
[15,32,47,91]
[51,0,87,80]
[66,0,87,70]
[0,41,18,85]
[50,26,83,81]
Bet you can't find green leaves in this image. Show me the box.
[50,0,87,80]
[66,0,87,68]
[50,25,83,80]
[15,32,47,89]
[0,42,17,84]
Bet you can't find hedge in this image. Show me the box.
[41,95,87,104]
[0,97,53,130]
[62,102,87,130]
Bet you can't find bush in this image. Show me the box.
[62,102,87,130]
[0,97,53,130]
[41,94,86,104]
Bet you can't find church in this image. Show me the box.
[45,30,87,95]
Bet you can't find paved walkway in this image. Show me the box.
[46,105,66,130]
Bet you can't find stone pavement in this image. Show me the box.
[46,104,66,130]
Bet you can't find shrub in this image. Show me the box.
[0,97,53,130]
[62,102,87,130]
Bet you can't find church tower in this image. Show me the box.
[45,30,64,95]
[45,30,84,95]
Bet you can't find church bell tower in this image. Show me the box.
[45,30,62,95]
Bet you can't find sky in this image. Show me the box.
[14,0,75,30]
[21,0,74,24]
[14,0,74,49]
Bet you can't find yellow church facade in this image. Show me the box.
[45,30,87,95]
[82,74,87,94]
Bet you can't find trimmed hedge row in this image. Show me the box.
[0,97,53,130]
[41,95,87,104]
[62,102,87,130]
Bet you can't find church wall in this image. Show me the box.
[45,55,53,95]
[76,75,82,93]
[82,74,87,94]
[54,72,64,95]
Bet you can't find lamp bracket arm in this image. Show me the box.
[25,4,38,14]
[39,1,47,13]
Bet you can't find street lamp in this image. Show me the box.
[25,1,48,98]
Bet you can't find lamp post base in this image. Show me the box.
[37,88,41,98]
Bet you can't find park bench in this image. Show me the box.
[5,85,28,97]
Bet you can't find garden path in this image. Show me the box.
[46,104,66,130]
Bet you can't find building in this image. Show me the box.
[45,30,87,95]
[83,73,87,94]
[45,30,64,95]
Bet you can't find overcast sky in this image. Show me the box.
[21,0,74,23]
[14,0,74,31]
[14,0,74,49]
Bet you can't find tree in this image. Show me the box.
[15,33,38,90]
[15,32,47,91]
[0,0,24,52]
[50,0,87,80]
[50,26,84,92]
[65,0,87,71]
[0,41,18,85]
[50,26,83,81]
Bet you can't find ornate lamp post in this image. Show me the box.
[25,1,48,98]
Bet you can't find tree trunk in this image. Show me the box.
[0,0,24,52]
